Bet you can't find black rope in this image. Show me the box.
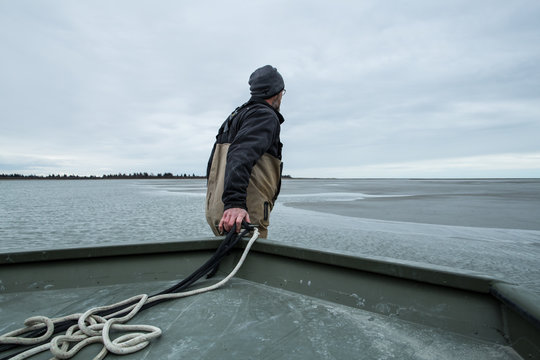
[0,223,254,359]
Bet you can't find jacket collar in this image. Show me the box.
[249,96,285,124]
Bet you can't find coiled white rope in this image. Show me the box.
[0,228,259,360]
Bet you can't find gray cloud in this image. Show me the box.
[1,0,539,177]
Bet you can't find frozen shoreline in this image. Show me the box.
[278,178,540,230]
[281,195,540,230]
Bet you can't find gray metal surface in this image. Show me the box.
[1,279,520,360]
[1,238,539,359]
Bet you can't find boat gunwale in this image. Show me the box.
[1,237,500,293]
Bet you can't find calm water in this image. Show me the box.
[1,178,540,297]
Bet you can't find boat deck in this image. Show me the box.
[2,238,539,359]
[2,278,519,359]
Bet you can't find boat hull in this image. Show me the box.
[1,238,538,359]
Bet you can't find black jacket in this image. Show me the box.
[207,97,284,210]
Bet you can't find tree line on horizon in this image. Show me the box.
[0,172,205,180]
[1,172,293,180]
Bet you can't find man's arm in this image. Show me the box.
[222,108,278,209]
[220,108,279,232]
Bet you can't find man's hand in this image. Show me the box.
[219,208,251,234]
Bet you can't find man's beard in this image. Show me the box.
[271,98,281,112]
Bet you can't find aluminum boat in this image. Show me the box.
[1,237,539,359]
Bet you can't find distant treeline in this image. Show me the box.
[0,173,205,180]
[1,173,293,180]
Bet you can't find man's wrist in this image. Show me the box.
[223,203,247,211]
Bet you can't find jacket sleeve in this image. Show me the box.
[222,107,279,210]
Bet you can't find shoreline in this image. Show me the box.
[0,176,207,180]
[282,194,540,231]
[2,176,538,181]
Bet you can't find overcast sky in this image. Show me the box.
[1,1,539,178]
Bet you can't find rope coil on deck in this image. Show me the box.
[0,227,259,360]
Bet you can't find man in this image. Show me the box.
[206,65,285,238]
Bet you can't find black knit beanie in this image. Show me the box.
[249,65,285,99]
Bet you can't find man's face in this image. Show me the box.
[271,90,284,112]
